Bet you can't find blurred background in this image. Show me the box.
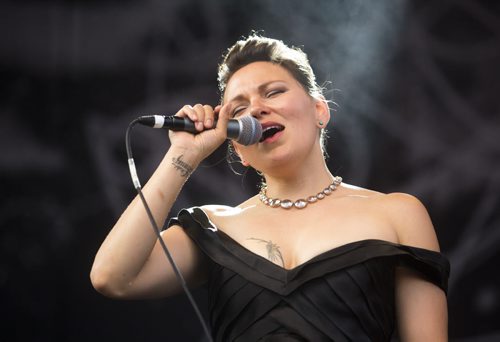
[1,0,499,341]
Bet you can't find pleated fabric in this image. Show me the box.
[169,207,450,342]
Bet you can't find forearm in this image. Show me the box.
[90,146,200,296]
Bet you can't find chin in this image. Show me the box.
[257,149,297,172]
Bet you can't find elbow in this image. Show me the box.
[90,266,128,299]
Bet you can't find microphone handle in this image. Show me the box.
[165,116,240,140]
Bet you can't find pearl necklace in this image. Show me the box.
[259,176,342,209]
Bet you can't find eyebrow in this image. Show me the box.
[226,80,286,104]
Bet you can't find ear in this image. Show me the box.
[314,96,330,127]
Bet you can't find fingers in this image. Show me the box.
[202,105,215,129]
[175,105,198,127]
[174,103,231,138]
[192,104,213,131]
[175,104,216,132]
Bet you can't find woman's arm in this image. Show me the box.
[395,267,448,341]
[90,104,229,299]
[386,193,448,341]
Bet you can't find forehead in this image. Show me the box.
[223,61,297,103]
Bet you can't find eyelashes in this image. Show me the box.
[232,107,246,116]
[266,89,284,97]
[231,89,286,117]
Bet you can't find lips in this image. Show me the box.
[259,122,285,143]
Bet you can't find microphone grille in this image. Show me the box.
[237,116,262,145]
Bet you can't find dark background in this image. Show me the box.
[1,0,499,341]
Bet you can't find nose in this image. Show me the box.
[249,100,270,118]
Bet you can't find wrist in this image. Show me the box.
[164,146,201,177]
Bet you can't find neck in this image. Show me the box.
[262,159,334,200]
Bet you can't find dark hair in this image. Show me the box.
[218,34,329,174]
[218,34,324,101]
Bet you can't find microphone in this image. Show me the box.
[137,115,262,146]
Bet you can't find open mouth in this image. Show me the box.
[259,124,285,143]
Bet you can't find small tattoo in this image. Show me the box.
[247,238,285,266]
[171,154,193,177]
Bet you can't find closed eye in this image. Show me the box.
[232,106,247,117]
[266,89,285,98]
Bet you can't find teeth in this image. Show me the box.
[260,125,284,142]
[262,125,282,133]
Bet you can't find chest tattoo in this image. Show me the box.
[247,238,285,267]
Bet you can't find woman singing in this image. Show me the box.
[91,34,449,341]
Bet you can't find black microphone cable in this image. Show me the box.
[125,117,213,342]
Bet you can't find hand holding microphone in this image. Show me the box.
[137,104,262,146]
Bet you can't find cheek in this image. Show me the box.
[273,103,300,123]
[284,97,314,118]
[287,102,317,127]
[238,146,265,168]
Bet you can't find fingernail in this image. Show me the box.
[196,122,204,130]
[205,119,212,127]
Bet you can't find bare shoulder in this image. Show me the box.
[200,204,234,214]
[375,192,440,251]
[199,203,254,234]
[200,203,245,220]
[338,185,440,251]
[339,182,383,198]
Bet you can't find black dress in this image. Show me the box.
[169,207,450,342]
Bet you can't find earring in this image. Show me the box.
[318,120,324,127]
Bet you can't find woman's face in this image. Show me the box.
[223,61,328,172]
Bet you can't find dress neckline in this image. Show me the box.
[191,207,443,273]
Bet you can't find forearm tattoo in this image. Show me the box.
[247,238,285,267]
[171,154,194,177]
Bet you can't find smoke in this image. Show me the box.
[243,0,409,182]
